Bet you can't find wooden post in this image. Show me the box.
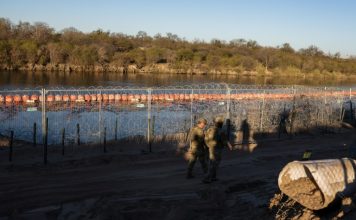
[103,127,107,153]
[61,128,65,155]
[33,122,37,147]
[76,123,80,146]
[115,117,118,141]
[9,131,13,162]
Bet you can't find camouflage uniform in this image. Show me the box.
[204,116,228,182]
[186,119,208,178]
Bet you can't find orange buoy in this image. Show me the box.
[164,94,169,101]
[178,94,184,101]
[70,95,77,102]
[13,95,21,102]
[152,94,159,101]
[46,95,54,102]
[39,95,44,102]
[97,94,103,101]
[128,94,134,101]
[90,94,97,101]
[114,94,121,101]
[121,94,128,101]
[134,94,140,101]
[63,94,70,102]
[21,95,29,102]
[102,94,109,101]
[140,94,147,101]
[77,94,84,101]
[54,94,62,101]
[108,94,115,101]
[5,95,13,103]
[174,94,179,100]
[0,95,4,103]
[31,94,39,101]
[84,94,91,102]
[158,94,164,101]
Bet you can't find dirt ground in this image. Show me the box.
[1,131,356,220]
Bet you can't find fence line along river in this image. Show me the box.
[0,84,355,147]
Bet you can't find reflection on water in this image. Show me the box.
[1,71,356,88]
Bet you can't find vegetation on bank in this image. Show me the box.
[1,17,356,75]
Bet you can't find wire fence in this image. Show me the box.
[0,84,355,148]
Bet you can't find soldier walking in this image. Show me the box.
[203,116,232,183]
[186,118,208,179]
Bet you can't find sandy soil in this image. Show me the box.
[0,131,355,220]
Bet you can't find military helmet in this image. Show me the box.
[213,116,224,124]
[197,117,207,125]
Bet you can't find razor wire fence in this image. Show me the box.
[0,84,355,148]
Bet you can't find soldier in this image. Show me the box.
[186,118,208,179]
[203,116,233,183]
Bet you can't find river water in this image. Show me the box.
[1,71,356,88]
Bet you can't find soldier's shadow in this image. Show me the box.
[234,119,257,153]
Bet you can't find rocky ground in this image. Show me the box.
[0,132,356,220]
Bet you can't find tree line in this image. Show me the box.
[1,17,356,75]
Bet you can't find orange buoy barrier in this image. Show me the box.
[2,91,356,104]
[114,94,121,101]
[108,94,115,101]
[84,94,91,102]
[47,95,54,102]
[22,95,29,102]
[90,94,97,101]
[102,94,108,101]
[141,94,147,101]
[63,94,70,102]
[97,94,103,101]
[70,95,77,102]
[134,94,140,101]
[5,95,13,103]
[55,95,62,102]
[31,94,39,101]
[77,94,84,102]
[13,95,21,102]
[152,94,159,101]
[121,94,127,101]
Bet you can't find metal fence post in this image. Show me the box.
[226,84,231,139]
[61,128,65,155]
[259,90,265,133]
[41,88,47,165]
[33,122,36,147]
[147,88,152,152]
[115,117,118,141]
[103,127,107,153]
[98,89,102,144]
[190,89,194,129]
[9,130,13,162]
